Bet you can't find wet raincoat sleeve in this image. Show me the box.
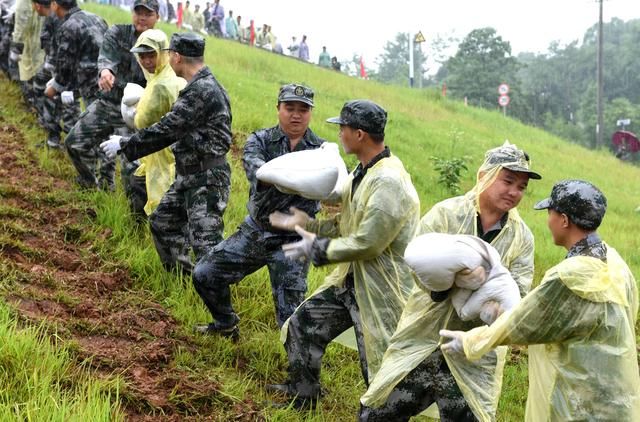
[460,247,640,422]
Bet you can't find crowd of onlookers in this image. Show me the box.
[96,0,343,70]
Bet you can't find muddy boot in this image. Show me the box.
[194,314,240,341]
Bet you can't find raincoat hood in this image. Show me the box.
[132,28,170,81]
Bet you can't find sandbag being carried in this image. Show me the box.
[404,233,521,324]
[121,83,144,129]
[256,142,347,201]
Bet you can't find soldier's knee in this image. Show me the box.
[192,260,214,288]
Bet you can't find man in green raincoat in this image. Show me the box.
[440,179,640,421]
[266,99,421,409]
[360,142,541,421]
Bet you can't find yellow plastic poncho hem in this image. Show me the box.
[131,29,186,215]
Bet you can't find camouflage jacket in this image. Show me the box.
[243,125,324,230]
[97,24,147,104]
[120,66,232,190]
[39,13,58,57]
[51,7,107,98]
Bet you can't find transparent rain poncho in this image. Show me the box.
[282,154,421,378]
[461,245,639,421]
[362,143,536,421]
[131,29,186,215]
[12,0,43,81]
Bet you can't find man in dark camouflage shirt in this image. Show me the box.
[101,32,232,278]
[64,0,158,191]
[190,84,325,338]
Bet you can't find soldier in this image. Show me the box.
[100,33,232,277]
[0,0,16,77]
[63,0,158,191]
[191,84,325,338]
[10,0,44,109]
[440,180,640,421]
[360,142,541,421]
[266,100,421,409]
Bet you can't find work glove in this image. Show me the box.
[269,207,310,232]
[61,91,74,105]
[282,225,316,261]
[100,135,122,159]
[9,50,20,62]
[439,329,465,354]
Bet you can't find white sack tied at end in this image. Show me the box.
[404,233,521,324]
[256,142,348,201]
[121,83,145,129]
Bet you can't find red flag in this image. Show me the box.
[359,56,367,79]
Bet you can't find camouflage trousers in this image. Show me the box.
[358,350,477,422]
[149,179,228,275]
[192,217,308,328]
[65,98,119,189]
[19,79,38,112]
[32,66,80,141]
[120,154,148,220]
[283,279,369,398]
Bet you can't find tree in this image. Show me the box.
[373,32,428,87]
[443,28,520,109]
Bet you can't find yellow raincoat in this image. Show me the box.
[461,245,639,421]
[12,0,43,81]
[131,29,186,215]
[362,152,535,421]
[288,154,420,379]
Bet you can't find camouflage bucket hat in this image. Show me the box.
[326,99,387,135]
[483,141,542,180]
[534,179,607,230]
[277,84,314,107]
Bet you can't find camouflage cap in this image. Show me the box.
[164,33,205,57]
[534,180,607,230]
[326,99,387,135]
[52,0,77,8]
[483,142,542,180]
[133,0,159,13]
[277,84,314,107]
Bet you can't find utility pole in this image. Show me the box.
[409,33,415,88]
[595,0,604,149]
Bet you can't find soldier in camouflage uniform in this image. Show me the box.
[31,0,80,148]
[191,84,325,338]
[266,100,421,410]
[440,180,640,422]
[100,32,232,276]
[64,0,158,190]
[360,143,541,421]
[0,0,16,77]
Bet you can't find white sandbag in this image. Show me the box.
[456,274,520,323]
[256,142,347,200]
[121,103,137,130]
[404,233,486,292]
[325,156,348,203]
[122,83,144,107]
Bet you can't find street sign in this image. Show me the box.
[414,31,426,43]
[498,83,510,95]
[617,119,631,126]
[498,95,510,107]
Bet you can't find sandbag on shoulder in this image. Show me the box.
[256,142,347,200]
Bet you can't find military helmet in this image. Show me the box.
[534,179,607,230]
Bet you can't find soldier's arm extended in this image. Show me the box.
[120,84,209,161]
[242,131,267,193]
[97,24,122,82]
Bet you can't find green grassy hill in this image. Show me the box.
[1,3,638,420]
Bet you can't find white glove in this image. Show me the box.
[9,50,20,62]
[439,329,465,354]
[100,135,122,159]
[45,78,55,90]
[282,225,316,261]
[269,207,311,232]
[61,91,74,105]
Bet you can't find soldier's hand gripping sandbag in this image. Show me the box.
[121,82,144,129]
[256,142,347,201]
[404,233,521,324]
